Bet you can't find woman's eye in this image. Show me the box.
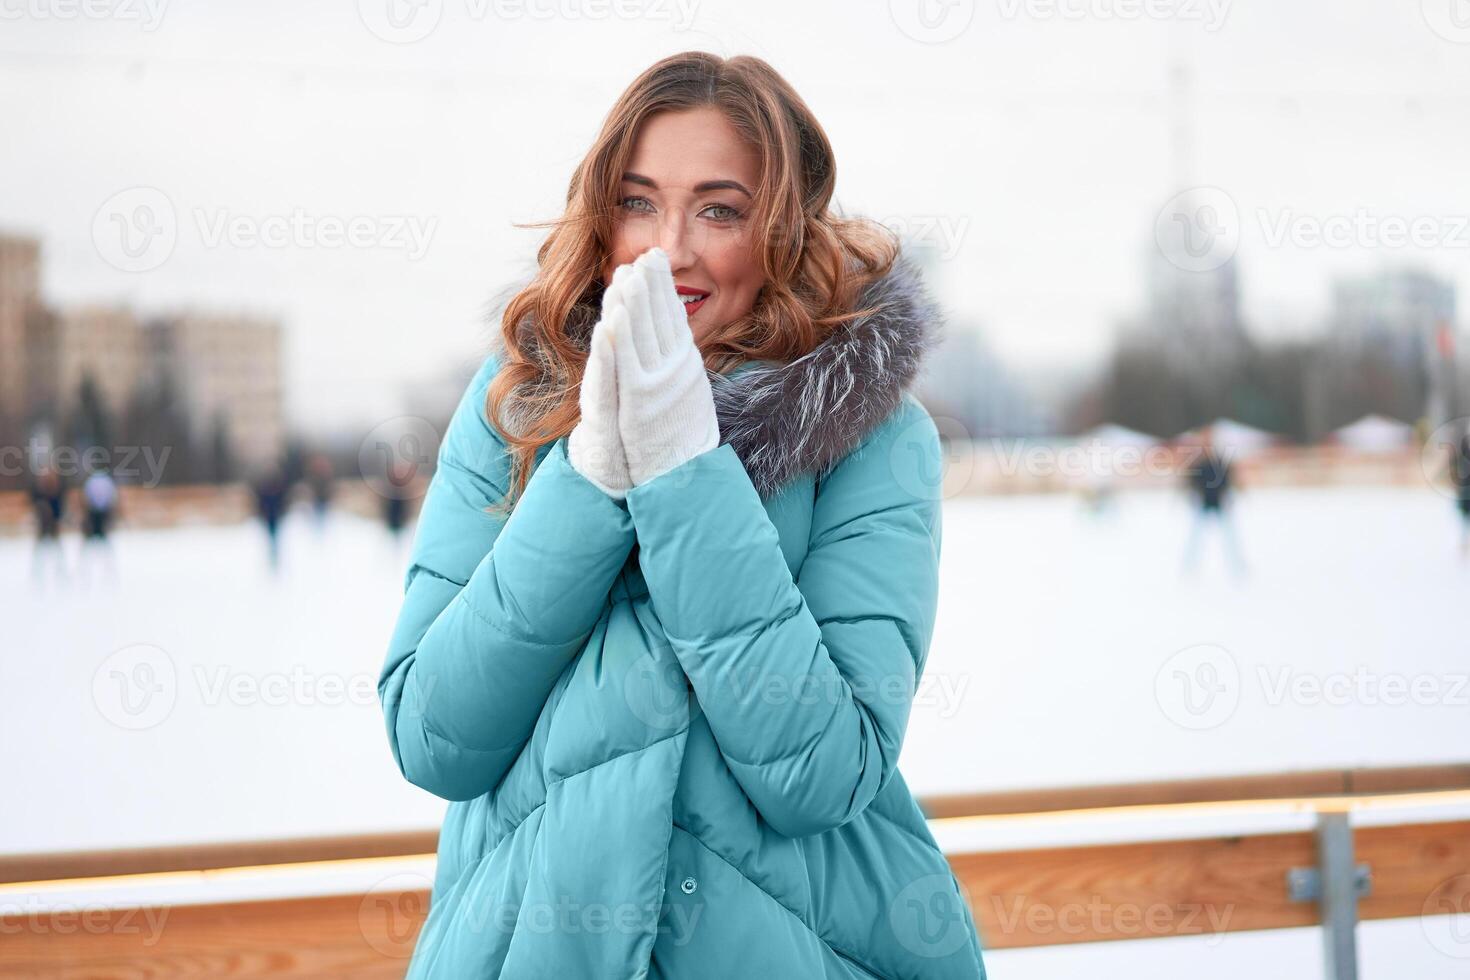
[703,203,742,222]
[618,196,740,221]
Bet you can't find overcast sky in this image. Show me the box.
[3,0,1469,434]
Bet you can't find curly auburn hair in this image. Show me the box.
[486,50,900,512]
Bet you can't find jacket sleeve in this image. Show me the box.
[377,353,636,802]
[623,395,943,838]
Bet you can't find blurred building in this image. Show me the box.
[25,306,144,425]
[0,234,42,443]
[144,312,284,472]
[1143,246,1249,377]
[1096,58,1254,437]
[1102,238,1251,438]
[916,324,1049,439]
[0,231,285,476]
[1121,61,1251,405]
[1328,267,1454,366]
[1326,267,1458,431]
[899,236,1046,438]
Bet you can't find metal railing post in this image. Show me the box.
[1315,809,1364,980]
[1285,807,1372,980]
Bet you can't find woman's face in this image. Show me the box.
[603,106,765,344]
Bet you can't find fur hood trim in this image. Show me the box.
[710,252,943,497]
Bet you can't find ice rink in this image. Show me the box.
[5,482,1467,977]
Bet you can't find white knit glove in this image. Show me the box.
[613,248,721,486]
[566,265,637,498]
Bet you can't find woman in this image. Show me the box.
[378,51,987,979]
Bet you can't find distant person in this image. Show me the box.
[79,463,120,588]
[306,453,334,533]
[1454,434,1470,560]
[380,459,419,552]
[29,465,68,589]
[1180,426,1248,580]
[1080,465,1118,518]
[254,465,291,572]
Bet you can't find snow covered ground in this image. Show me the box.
[4,484,1466,977]
[909,483,1469,796]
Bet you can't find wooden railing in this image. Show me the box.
[951,812,1469,946]
[920,761,1470,817]
[0,479,393,535]
[3,763,1468,978]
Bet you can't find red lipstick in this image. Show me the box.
[675,284,710,318]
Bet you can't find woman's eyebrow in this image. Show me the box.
[622,171,752,198]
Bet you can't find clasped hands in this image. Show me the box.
[567,247,722,499]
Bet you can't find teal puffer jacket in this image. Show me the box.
[378,258,987,979]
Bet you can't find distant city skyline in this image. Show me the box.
[3,0,1468,435]
[0,233,284,476]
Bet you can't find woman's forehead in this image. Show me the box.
[624,109,760,186]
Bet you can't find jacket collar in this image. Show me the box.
[709,251,943,497]
[496,250,943,499]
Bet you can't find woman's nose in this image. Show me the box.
[656,209,700,270]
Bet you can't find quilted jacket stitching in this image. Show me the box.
[669,823,893,980]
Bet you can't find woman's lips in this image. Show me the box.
[675,286,710,318]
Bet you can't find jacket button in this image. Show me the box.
[680,876,697,895]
